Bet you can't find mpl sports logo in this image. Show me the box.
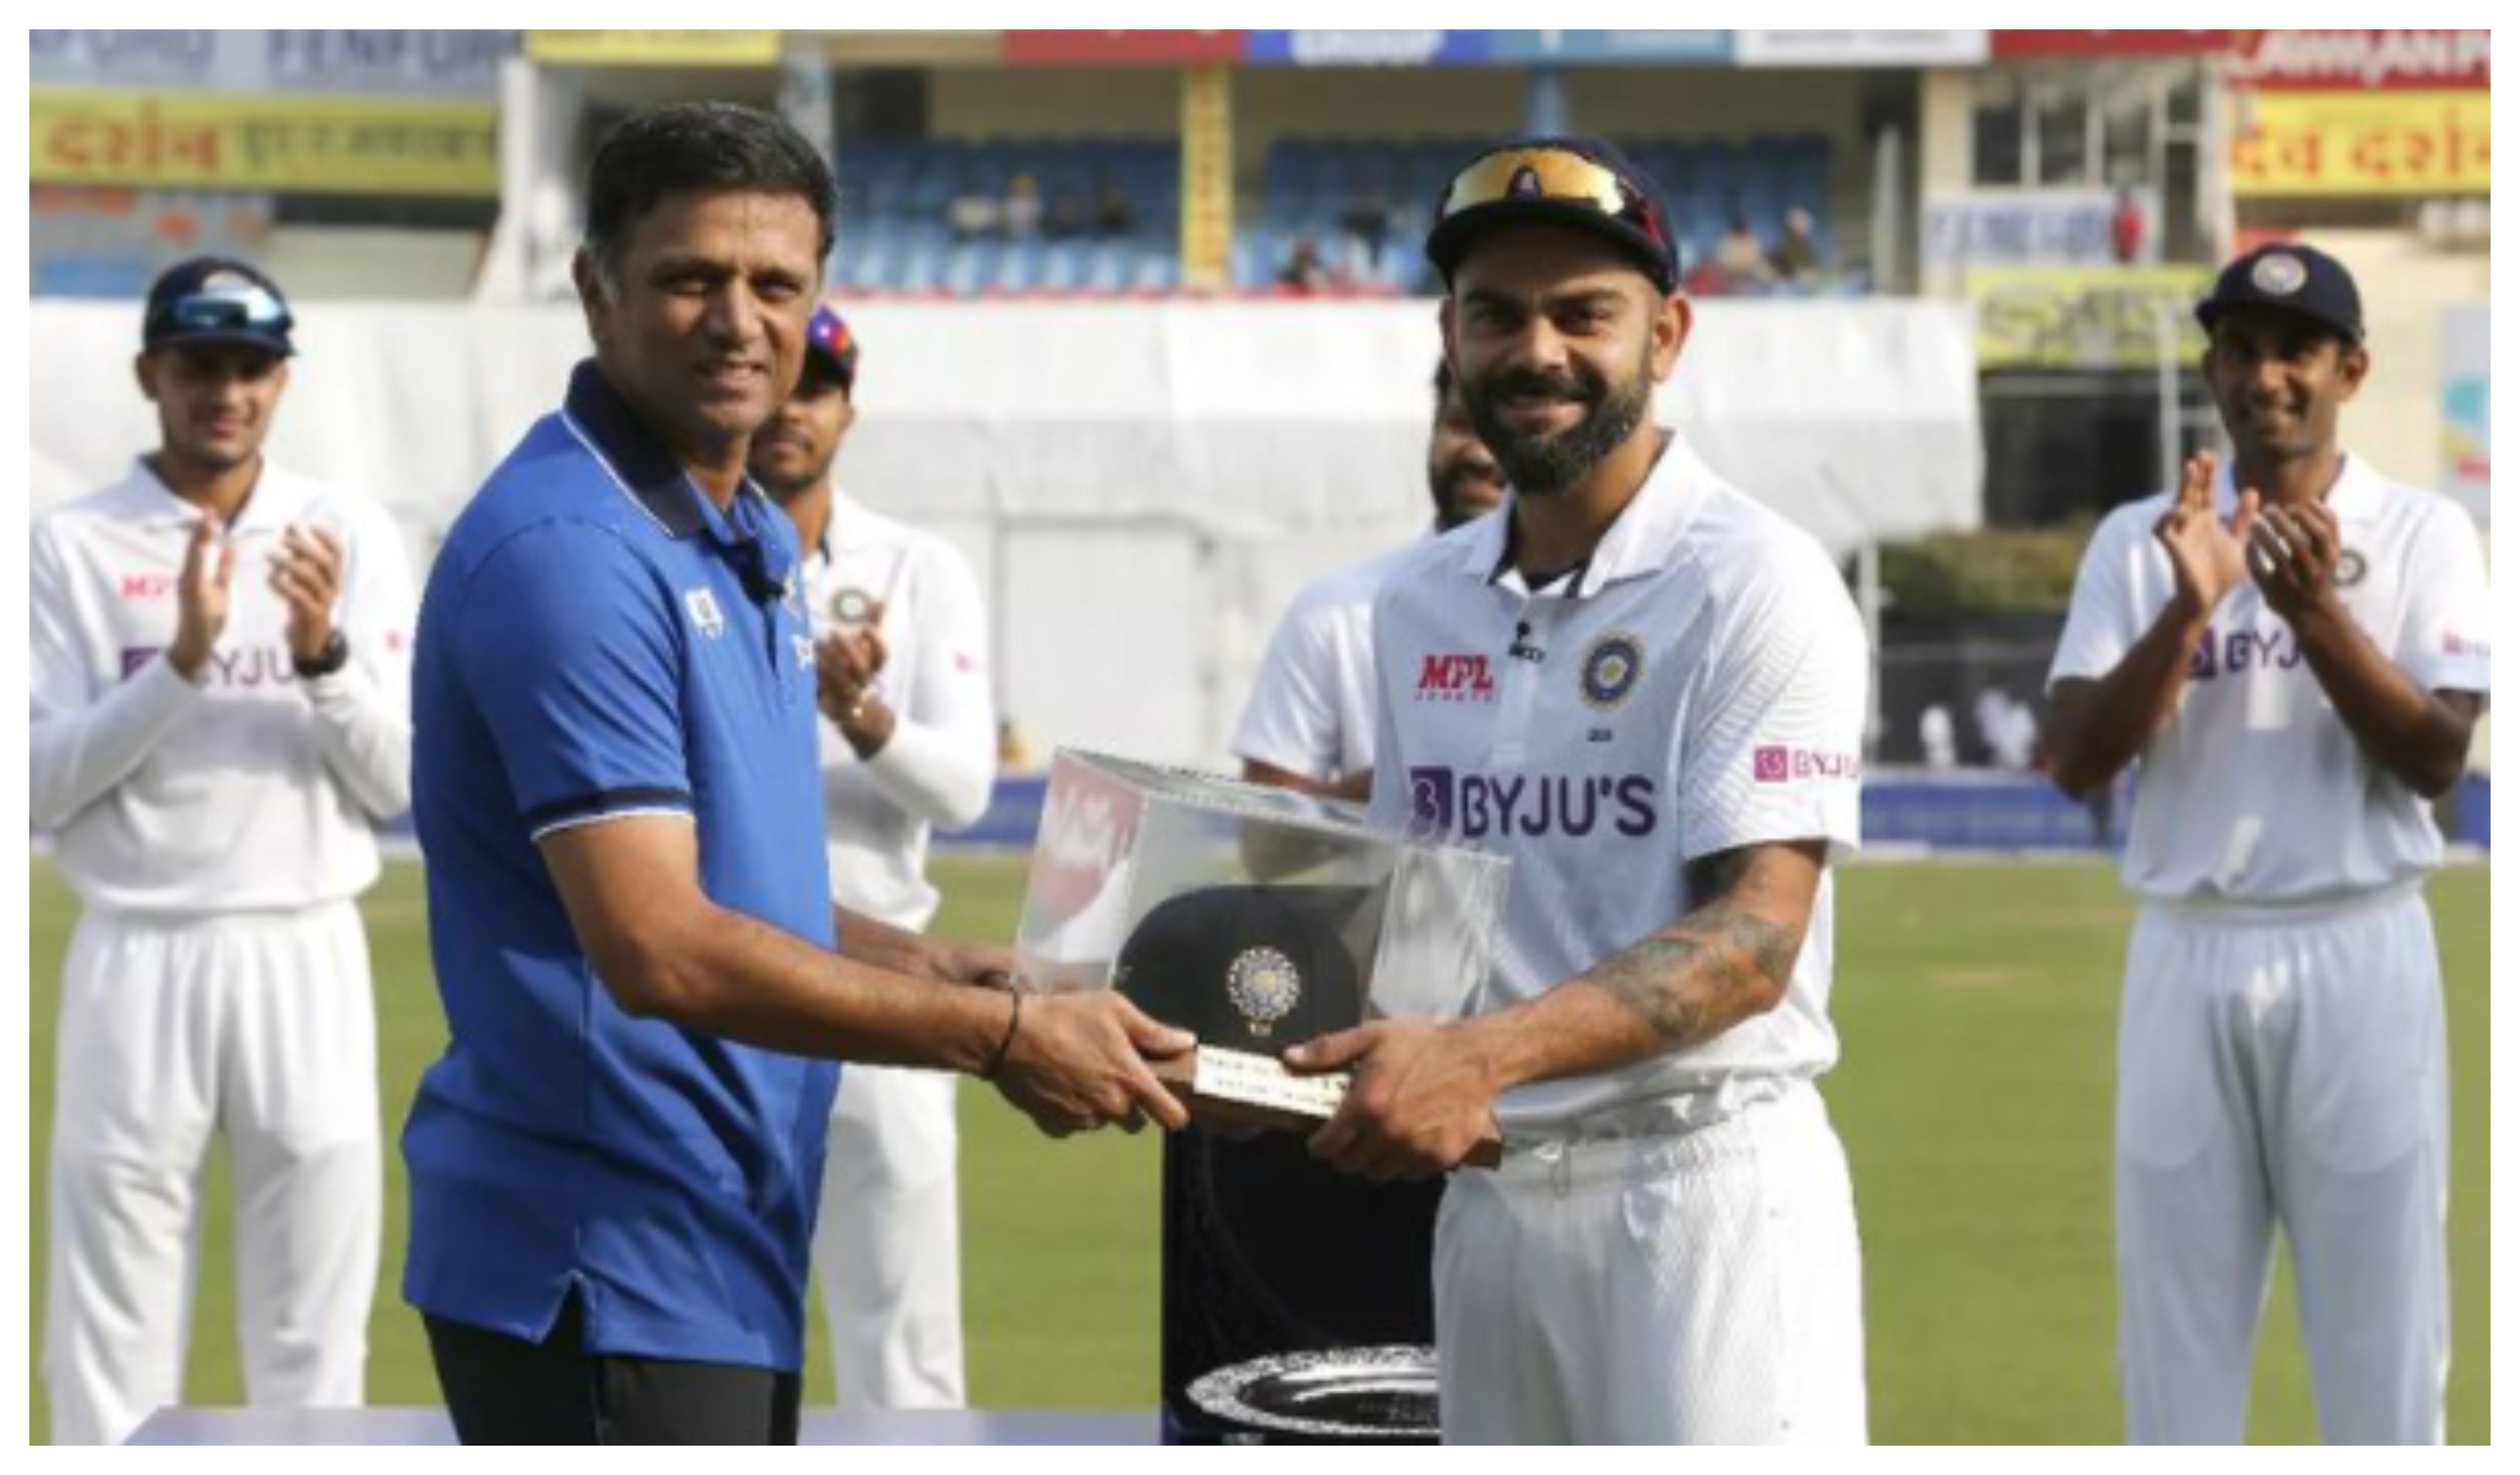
[1416,653,1496,704]
[1408,765,1657,840]
[1752,745,1863,784]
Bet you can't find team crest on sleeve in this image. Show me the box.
[1579,632,1645,710]
[1225,947,1302,1037]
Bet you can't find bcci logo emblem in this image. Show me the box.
[830,588,877,628]
[1580,632,1644,710]
[2335,548,2369,588]
[1224,947,1302,1038]
[2251,252,2308,299]
[685,588,727,640]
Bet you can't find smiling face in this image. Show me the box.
[749,358,855,500]
[1440,223,1685,499]
[136,341,290,479]
[2205,307,2369,466]
[576,187,823,466]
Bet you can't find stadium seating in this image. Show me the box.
[820,134,1835,298]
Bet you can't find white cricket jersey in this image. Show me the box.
[1367,438,1869,1138]
[30,459,416,915]
[2048,454,2491,904]
[804,491,998,931]
[1229,540,1421,783]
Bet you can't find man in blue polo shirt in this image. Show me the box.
[404,102,1191,1445]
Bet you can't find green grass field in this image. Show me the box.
[29,856,2488,1443]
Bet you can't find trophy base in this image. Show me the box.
[1150,1047,1502,1169]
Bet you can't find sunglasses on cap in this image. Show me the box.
[152,283,292,337]
[1439,145,1663,242]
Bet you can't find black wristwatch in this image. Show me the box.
[293,630,351,680]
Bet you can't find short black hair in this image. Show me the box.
[583,103,838,279]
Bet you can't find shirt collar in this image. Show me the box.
[124,456,310,535]
[1455,432,1709,597]
[2213,448,2383,520]
[560,358,720,541]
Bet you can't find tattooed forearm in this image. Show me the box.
[1585,902,1806,1047]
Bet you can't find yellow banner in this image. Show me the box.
[1180,64,1235,293]
[31,90,498,197]
[1970,266,2213,371]
[527,31,781,66]
[2234,91,2489,197]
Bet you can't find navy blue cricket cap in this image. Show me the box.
[2196,242,2364,344]
[1112,883,1382,1051]
[142,256,296,358]
[803,301,859,392]
[1424,134,1681,297]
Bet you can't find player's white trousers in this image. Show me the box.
[812,1066,966,1409]
[2116,883,2449,1445]
[1434,1083,1866,1444]
[42,904,381,1446]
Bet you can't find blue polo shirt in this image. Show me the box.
[404,360,836,1370]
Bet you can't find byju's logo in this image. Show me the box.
[1408,765,1656,840]
[1416,653,1496,703]
[1753,745,1862,784]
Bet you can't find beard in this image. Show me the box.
[1428,457,1503,531]
[749,438,836,502]
[1462,352,1654,498]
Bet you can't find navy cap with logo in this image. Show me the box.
[1113,883,1385,1051]
[2196,242,2364,344]
[803,302,859,392]
[142,256,296,358]
[1424,134,1680,297]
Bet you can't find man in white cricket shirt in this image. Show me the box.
[32,258,415,1445]
[750,303,998,1409]
[2047,242,2489,1445]
[1231,361,1502,802]
[1288,137,1871,1444]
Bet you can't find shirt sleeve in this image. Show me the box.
[456,521,693,841]
[2395,502,2491,696]
[302,497,418,820]
[29,516,209,831]
[1675,550,1869,863]
[855,540,999,830]
[1231,593,1343,781]
[2048,508,2150,690]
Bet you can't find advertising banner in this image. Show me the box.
[1991,32,2228,59]
[1970,266,2212,372]
[29,29,515,97]
[1487,31,1731,66]
[1004,32,1246,66]
[2231,91,2489,196]
[32,90,499,196]
[2227,29,2489,91]
[2442,303,2488,524]
[1925,189,2162,271]
[526,32,781,66]
[1245,31,1489,66]
[1736,31,1988,67]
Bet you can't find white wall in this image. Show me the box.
[32,299,1980,768]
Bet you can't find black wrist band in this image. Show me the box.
[982,989,1023,1079]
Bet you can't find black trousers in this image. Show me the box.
[424,1295,801,1445]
